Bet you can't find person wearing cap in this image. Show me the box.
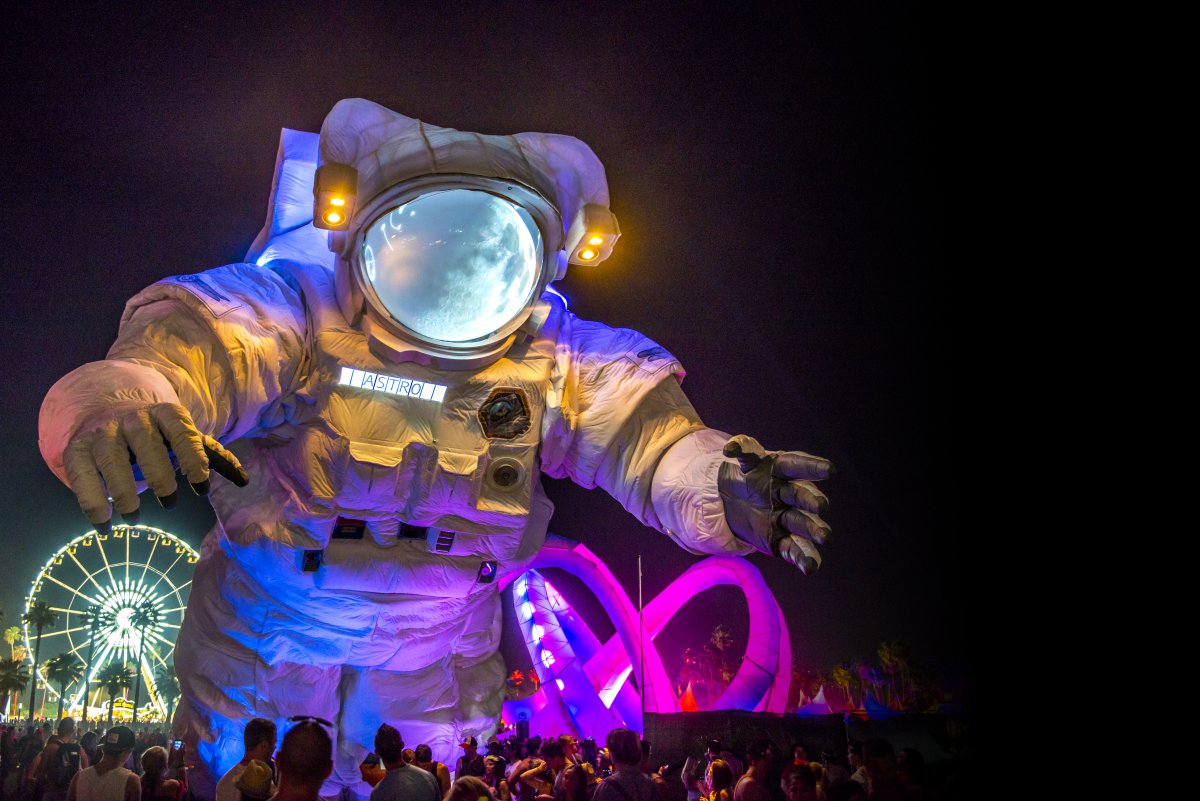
[216,719,278,801]
[369,725,437,801]
[234,760,274,801]
[455,737,485,779]
[38,98,834,801]
[66,726,140,801]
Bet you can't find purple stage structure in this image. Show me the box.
[500,536,791,737]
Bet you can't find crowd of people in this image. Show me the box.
[1,718,961,801]
[1,719,184,801]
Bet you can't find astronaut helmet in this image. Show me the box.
[313,99,620,370]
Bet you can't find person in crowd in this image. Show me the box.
[518,741,565,800]
[21,728,47,791]
[445,776,492,801]
[272,719,333,801]
[1,725,15,801]
[482,756,510,801]
[28,717,89,801]
[78,734,99,768]
[780,765,817,801]
[552,764,588,801]
[413,745,451,796]
[368,724,438,801]
[845,745,865,789]
[138,747,182,801]
[507,742,542,801]
[895,750,924,796]
[579,741,597,773]
[822,778,864,801]
[861,739,903,801]
[456,738,485,779]
[680,757,705,801]
[592,729,653,801]
[637,741,668,801]
[790,748,807,770]
[233,760,273,801]
[703,760,733,801]
[66,726,140,801]
[733,741,772,801]
[215,718,277,801]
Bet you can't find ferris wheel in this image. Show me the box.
[22,524,198,718]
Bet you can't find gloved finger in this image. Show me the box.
[777,535,823,575]
[771,451,834,482]
[202,435,249,487]
[149,404,210,492]
[776,480,829,514]
[64,434,113,526]
[91,421,140,522]
[122,409,178,508]
[723,435,767,473]
[778,507,831,546]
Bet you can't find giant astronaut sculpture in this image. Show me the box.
[38,99,832,798]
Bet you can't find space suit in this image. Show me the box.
[37,99,831,799]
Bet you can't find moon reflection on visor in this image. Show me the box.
[360,189,542,343]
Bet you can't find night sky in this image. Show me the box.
[0,4,957,685]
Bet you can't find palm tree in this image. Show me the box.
[4,626,22,659]
[44,653,85,720]
[22,601,58,722]
[831,664,854,708]
[130,603,160,722]
[154,663,180,724]
[877,639,911,709]
[97,662,134,724]
[0,657,30,717]
[78,607,112,724]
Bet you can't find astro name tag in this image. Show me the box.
[338,366,447,403]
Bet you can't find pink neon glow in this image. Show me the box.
[501,535,791,735]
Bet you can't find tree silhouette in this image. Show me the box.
[0,657,30,717]
[3,626,21,659]
[78,607,113,724]
[45,653,85,720]
[98,662,134,724]
[130,603,160,722]
[154,663,180,724]
[22,601,58,722]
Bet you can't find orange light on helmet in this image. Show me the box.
[566,204,621,266]
[313,163,359,231]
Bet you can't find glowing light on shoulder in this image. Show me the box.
[338,366,447,403]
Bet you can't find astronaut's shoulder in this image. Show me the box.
[554,305,683,380]
[124,262,308,324]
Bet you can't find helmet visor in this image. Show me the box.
[360,189,543,344]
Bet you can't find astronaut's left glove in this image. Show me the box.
[718,434,833,575]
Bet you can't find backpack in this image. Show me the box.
[45,741,81,790]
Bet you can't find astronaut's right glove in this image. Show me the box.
[62,402,248,534]
[717,434,833,575]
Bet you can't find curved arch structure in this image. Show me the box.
[501,536,791,736]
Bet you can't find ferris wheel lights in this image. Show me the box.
[114,529,124,538]
[187,555,198,564]
[54,556,63,565]
[83,537,93,546]
[68,545,77,554]
[130,529,140,537]
[147,532,157,541]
